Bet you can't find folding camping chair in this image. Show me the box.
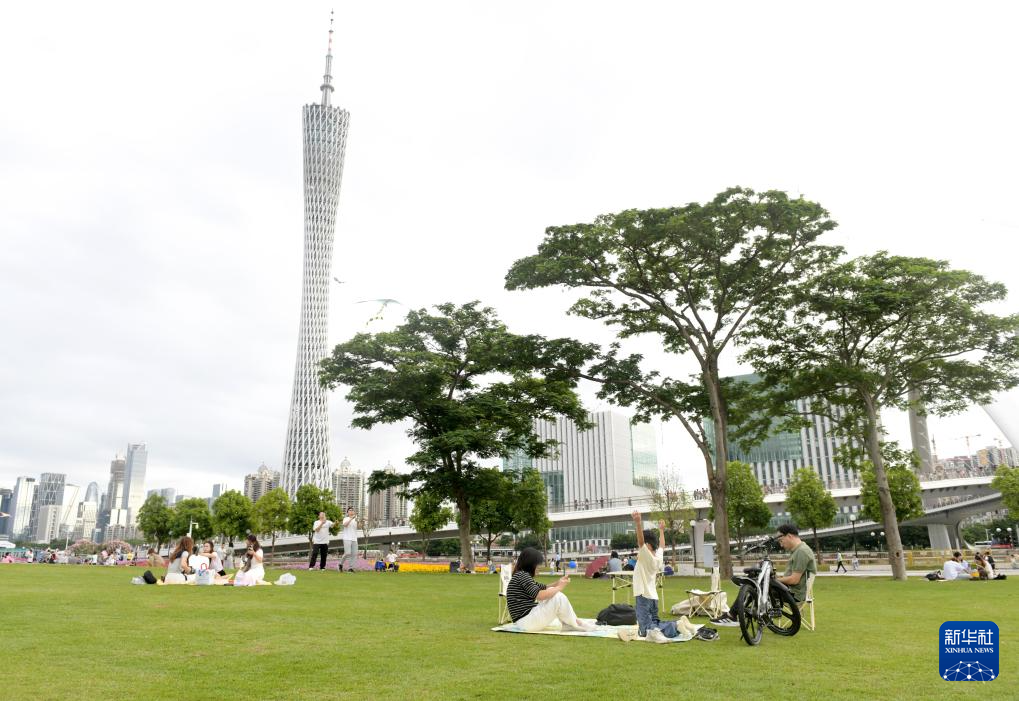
[685,566,724,618]
[798,573,815,631]
[497,564,513,624]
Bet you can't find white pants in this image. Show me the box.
[515,592,582,632]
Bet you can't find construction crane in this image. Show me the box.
[933,433,981,456]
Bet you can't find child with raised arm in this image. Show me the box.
[619,511,688,643]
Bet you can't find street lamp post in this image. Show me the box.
[689,519,698,569]
[187,520,199,538]
[849,514,858,557]
[870,531,876,553]
[880,531,885,553]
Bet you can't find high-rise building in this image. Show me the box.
[0,488,12,537]
[84,482,100,504]
[244,464,280,503]
[34,504,62,543]
[122,443,148,523]
[99,455,127,532]
[10,477,36,538]
[60,484,81,532]
[73,501,98,541]
[30,473,66,536]
[367,463,407,526]
[281,19,351,498]
[331,457,364,513]
[208,483,229,510]
[705,373,856,490]
[506,410,659,509]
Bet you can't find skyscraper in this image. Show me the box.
[30,473,65,536]
[99,454,127,533]
[122,443,148,523]
[84,482,100,504]
[10,477,36,538]
[244,464,280,503]
[0,488,13,537]
[330,457,364,513]
[281,18,351,498]
[367,463,407,526]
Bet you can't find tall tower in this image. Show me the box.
[282,15,351,498]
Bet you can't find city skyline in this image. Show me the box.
[2,4,1019,497]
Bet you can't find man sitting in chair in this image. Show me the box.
[712,524,817,627]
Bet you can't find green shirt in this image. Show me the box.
[784,541,816,602]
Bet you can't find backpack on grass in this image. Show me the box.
[596,603,637,626]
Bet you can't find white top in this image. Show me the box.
[943,560,968,580]
[244,548,265,581]
[312,519,334,544]
[386,553,397,563]
[342,516,358,540]
[633,545,662,599]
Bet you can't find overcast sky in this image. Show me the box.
[2,2,1018,498]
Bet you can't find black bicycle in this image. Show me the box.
[730,538,801,646]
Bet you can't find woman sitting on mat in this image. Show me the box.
[505,547,594,632]
[162,536,196,584]
[231,534,267,585]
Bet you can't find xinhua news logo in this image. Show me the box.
[940,621,998,682]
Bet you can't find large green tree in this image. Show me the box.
[506,187,839,577]
[860,463,924,525]
[711,461,772,559]
[785,468,837,554]
[408,490,454,560]
[212,490,254,546]
[136,493,173,552]
[253,488,291,561]
[746,253,1019,579]
[289,484,342,545]
[992,465,1019,515]
[170,498,213,541]
[322,302,591,569]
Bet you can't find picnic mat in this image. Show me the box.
[491,620,697,642]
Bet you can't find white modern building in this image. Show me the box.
[33,504,62,543]
[30,473,65,536]
[507,410,659,510]
[281,19,351,498]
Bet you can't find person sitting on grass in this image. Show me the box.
[618,511,688,643]
[199,540,229,579]
[942,551,969,581]
[607,551,623,573]
[161,536,196,584]
[972,553,991,580]
[146,548,164,569]
[505,547,595,632]
[231,534,267,586]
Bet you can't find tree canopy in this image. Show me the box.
[506,187,839,576]
[170,497,213,541]
[745,252,1019,579]
[992,465,1019,515]
[648,470,694,566]
[321,301,591,568]
[212,490,254,545]
[711,461,772,557]
[785,468,837,553]
[136,493,172,551]
[408,490,454,558]
[253,488,291,560]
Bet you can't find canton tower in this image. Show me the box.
[282,16,350,497]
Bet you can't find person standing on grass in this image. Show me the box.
[505,547,595,632]
[309,511,333,571]
[835,551,847,573]
[618,511,682,643]
[338,507,358,572]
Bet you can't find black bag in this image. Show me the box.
[596,603,637,626]
[925,570,943,581]
[994,574,1007,580]
[142,569,157,584]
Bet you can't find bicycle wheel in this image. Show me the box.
[736,583,763,646]
[764,586,801,636]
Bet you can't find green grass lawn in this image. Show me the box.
[2,565,1015,700]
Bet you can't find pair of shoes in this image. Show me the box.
[694,627,719,641]
[710,615,739,627]
[647,629,671,644]
[617,629,637,642]
[676,616,698,637]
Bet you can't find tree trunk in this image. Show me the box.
[456,496,474,571]
[270,533,276,564]
[813,526,820,556]
[704,363,733,578]
[862,394,907,581]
